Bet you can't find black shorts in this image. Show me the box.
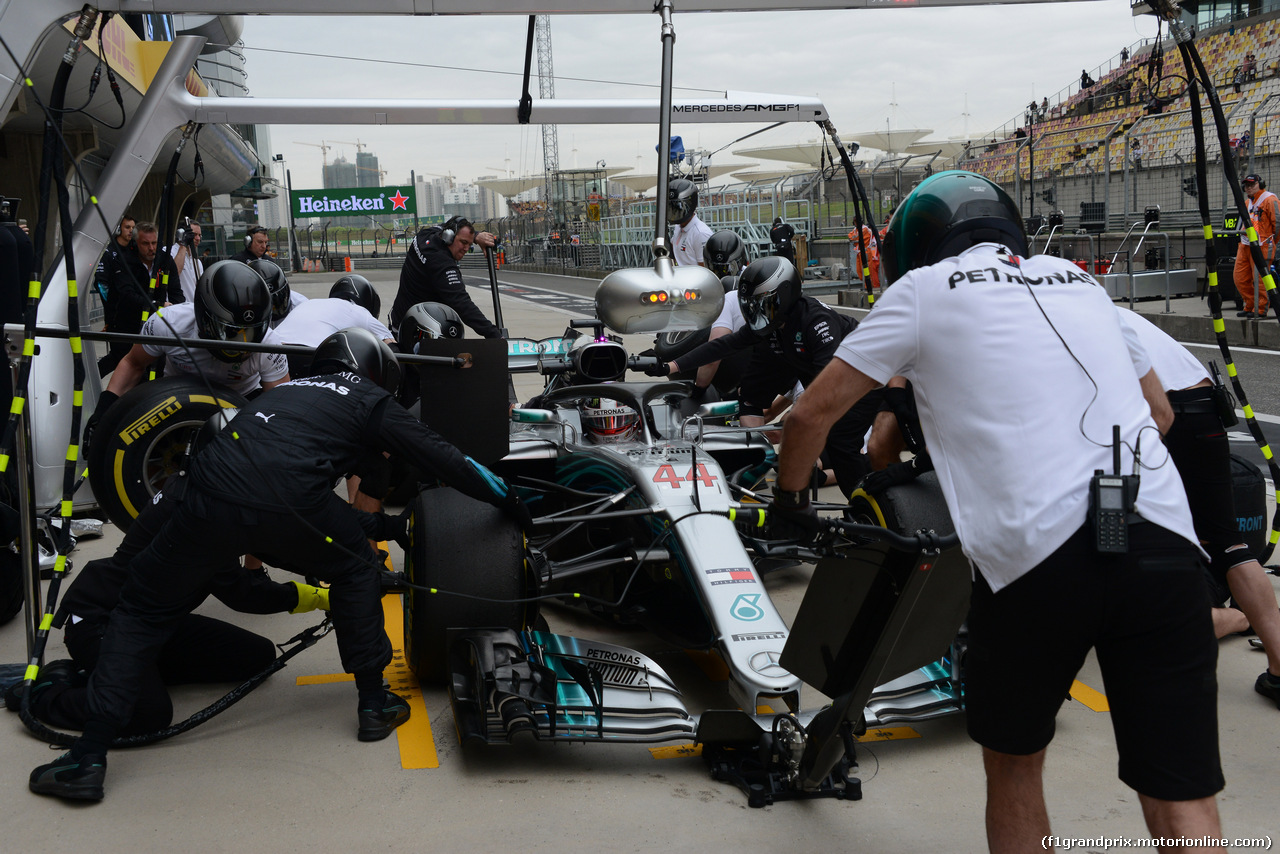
[966,521,1223,801]
[1162,397,1251,603]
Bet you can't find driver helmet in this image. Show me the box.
[580,397,640,444]
[329,274,381,318]
[881,170,1028,285]
[247,258,291,321]
[397,301,464,353]
[667,178,698,225]
[195,260,273,363]
[703,230,747,278]
[737,256,801,333]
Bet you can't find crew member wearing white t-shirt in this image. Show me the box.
[1119,308,1280,701]
[667,178,711,267]
[114,303,289,398]
[772,172,1224,851]
[275,297,394,378]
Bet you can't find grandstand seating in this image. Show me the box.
[962,14,1280,183]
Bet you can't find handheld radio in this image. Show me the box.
[1089,425,1140,554]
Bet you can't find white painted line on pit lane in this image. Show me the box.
[1182,341,1280,357]
[460,283,591,319]
[1234,410,1280,425]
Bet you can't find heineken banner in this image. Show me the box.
[292,185,416,219]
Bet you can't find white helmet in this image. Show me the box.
[581,397,640,444]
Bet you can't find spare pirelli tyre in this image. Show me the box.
[846,470,955,539]
[403,486,530,684]
[653,330,751,396]
[653,328,710,365]
[87,377,246,532]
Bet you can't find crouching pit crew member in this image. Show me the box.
[770,171,1225,851]
[5,412,332,735]
[28,327,533,801]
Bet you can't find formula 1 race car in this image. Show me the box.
[397,272,971,806]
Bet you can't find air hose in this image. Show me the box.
[0,4,98,728]
[1160,4,1280,562]
[20,619,332,748]
[820,120,882,304]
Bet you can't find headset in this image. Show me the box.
[439,215,469,247]
[244,225,267,248]
[1243,173,1267,191]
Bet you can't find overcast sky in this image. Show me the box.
[240,1,1161,193]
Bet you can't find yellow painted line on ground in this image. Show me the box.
[650,743,702,760]
[381,593,439,769]
[296,673,354,686]
[857,726,921,742]
[1069,679,1110,712]
[683,649,730,681]
[293,592,438,769]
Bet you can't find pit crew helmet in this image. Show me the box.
[397,301,464,353]
[311,326,401,394]
[737,255,801,333]
[195,260,273,363]
[580,397,640,444]
[881,170,1028,285]
[329,274,381,318]
[703,230,747,277]
[667,178,698,225]
[247,258,292,321]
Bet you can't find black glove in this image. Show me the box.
[382,508,413,550]
[858,452,934,496]
[82,391,118,457]
[642,359,671,377]
[769,487,823,544]
[500,493,534,534]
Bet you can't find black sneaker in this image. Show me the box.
[1255,671,1280,709]
[357,690,410,742]
[5,660,81,712]
[29,752,106,801]
[1238,310,1251,317]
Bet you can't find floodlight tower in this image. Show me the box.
[536,15,560,222]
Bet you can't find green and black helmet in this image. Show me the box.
[881,171,1028,285]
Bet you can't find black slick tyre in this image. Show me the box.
[403,487,529,684]
[87,377,246,532]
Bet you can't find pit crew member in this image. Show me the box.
[390,215,501,337]
[669,178,711,267]
[29,327,532,801]
[772,171,1223,851]
[655,255,883,497]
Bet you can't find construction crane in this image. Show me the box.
[536,15,559,218]
[330,139,367,153]
[293,140,331,170]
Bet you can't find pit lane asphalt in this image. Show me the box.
[0,266,1275,852]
